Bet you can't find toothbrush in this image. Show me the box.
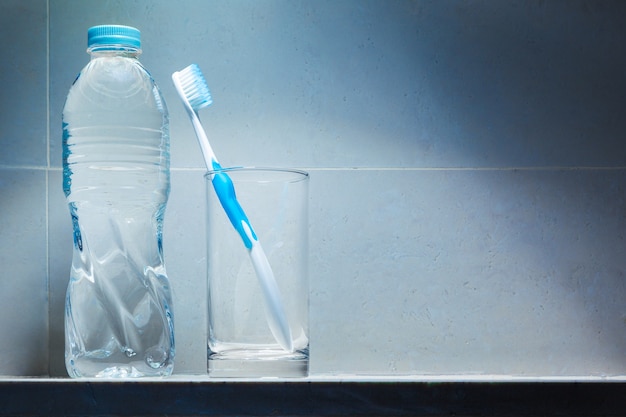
[172,64,293,352]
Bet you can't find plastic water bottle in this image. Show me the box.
[62,25,174,378]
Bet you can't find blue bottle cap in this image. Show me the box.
[88,25,141,49]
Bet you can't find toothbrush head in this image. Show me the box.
[173,64,213,111]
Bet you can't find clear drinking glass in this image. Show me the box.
[206,167,309,377]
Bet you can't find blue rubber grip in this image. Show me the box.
[211,164,257,249]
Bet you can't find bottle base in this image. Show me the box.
[67,358,174,378]
[96,365,172,378]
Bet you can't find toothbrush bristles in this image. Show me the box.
[176,64,213,111]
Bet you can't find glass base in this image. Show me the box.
[208,348,308,378]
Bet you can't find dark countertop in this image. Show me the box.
[1,376,625,416]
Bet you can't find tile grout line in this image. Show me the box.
[6,165,626,172]
[299,166,626,171]
[170,166,626,172]
[46,0,50,170]
[45,0,52,377]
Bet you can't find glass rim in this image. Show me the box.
[204,166,309,181]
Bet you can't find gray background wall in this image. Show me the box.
[1,0,625,378]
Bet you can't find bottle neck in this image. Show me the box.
[88,45,142,58]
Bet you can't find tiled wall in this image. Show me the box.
[1,0,625,377]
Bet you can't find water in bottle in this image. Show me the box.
[62,25,174,378]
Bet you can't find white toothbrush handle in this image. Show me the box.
[190,111,218,169]
[243,222,294,352]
